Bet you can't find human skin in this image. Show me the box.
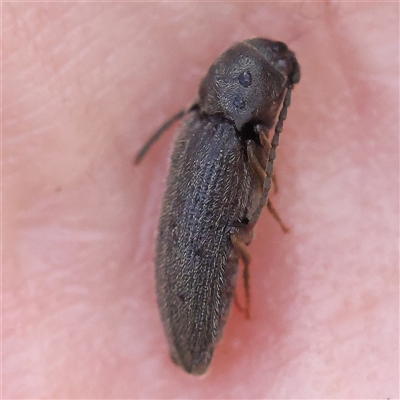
[3,2,398,399]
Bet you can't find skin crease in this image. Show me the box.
[3,2,398,399]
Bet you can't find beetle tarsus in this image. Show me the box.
[267,199,290,233]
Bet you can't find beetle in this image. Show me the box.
[135,38,300,375]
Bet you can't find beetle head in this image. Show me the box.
[198,38,300,131]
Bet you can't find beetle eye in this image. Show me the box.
[238,71,252,87]
[276,58,288,70]
[233,95,246,109]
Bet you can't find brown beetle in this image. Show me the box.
[136,38,300,375]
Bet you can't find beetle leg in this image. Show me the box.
[256,128,279,193]
[247,143,266,190]
[258,128,271,154]
[246,137,286,231]
[233,293,245,314]
[256,127,274,192]
[267,199,289,233]
[230,224,253,319]
[272,173,278,193]
[248,88,293,229]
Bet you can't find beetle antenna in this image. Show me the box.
[135,109,186,164]
[248,86,293,226]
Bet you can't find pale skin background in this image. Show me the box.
[3,2,399,399]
